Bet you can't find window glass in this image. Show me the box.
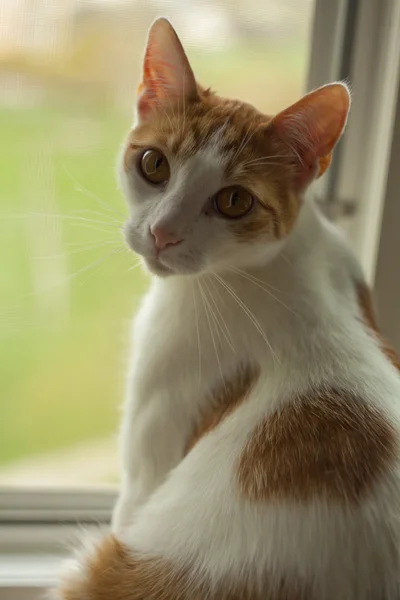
[0,0,315,487]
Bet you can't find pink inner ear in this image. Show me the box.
[272,84,350,190]
[136,18,198,121]
[138,51,172,117]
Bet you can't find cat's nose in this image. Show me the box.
[150,224,183,251]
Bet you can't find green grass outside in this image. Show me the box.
[0,105,148,466]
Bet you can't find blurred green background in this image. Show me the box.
[0,0,314,486]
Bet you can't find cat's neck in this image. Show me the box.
[209,196,362,318]
[151,197,363,373]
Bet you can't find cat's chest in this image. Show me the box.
[130,283,266,397]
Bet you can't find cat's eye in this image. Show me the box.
[214,186,254,219]
[139,149,170,184]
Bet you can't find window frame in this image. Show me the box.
[373,77,400,351]
[0,488,115,527]
[2,0,400,585]
[0,488,115,554]
[308,0,400,286]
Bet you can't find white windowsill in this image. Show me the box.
[0,523,107,599]
[0,553,62,587]
[0,553,64,600]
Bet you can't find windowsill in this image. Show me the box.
[0,552,62,587]
[0,489,113,598]
[0,522,108,599]
[0,552,64,600]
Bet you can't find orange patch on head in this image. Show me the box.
[356,283,400,370]
[126,94,303,243]
[228,185,299,242]
[57,534,312,600]
[186,365,259,453]
[237,389,397,504]
[129,21,350,250]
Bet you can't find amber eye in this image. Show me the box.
[139,149,170,184]
[214,186,254,219]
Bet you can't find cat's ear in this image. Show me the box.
[136,18,199,123]
[271,83,350,191]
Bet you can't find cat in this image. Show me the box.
[56,17,400,600]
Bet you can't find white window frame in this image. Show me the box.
[2,0,400,593]
[308,0,400,287]
[373,79,400,350]
[0,490,115,598]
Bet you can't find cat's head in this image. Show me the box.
[120,18,350,277]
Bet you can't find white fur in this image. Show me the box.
[110,166,400,597]
[121,139,281,278]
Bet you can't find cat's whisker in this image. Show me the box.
[212,272,281,366]
[279,251,295,267]
[240,161,285,172]
[283,139,304,167]
[20,246,125,299]
[77,246,129,289]
[63,165,127,219]
[65,236,117,247]
[192,281,202,387]
[68,222,122,237]
[203,276,236,353]
[240,154,289,167]
[34,239,122,260]
[127,259,143,272]
[64,246,125,286]
[24,212,123,230]
[227,265,288,295]
[154,92,176,136]
[77,263,107,289]
[236,125,259,161]
[70,208,123,226]
[230,125,258,164]
[201,279,224,349]
[228,266,301,319]
[238,163,286,176]
[3,212,122,237]
[198,280,226,391]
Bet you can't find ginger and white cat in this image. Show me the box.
[57,17,400,600]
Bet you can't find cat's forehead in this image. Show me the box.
[129,95,273,175]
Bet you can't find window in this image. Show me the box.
[2,0,400,594]
[0,0,315,490]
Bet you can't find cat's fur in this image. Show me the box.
[57,18,400,600]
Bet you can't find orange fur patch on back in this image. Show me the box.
[57,534,312,600]
[237,389,397,504]
[186,365,259,453]
[357,283,400,370]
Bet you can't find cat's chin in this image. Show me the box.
[144,255,203,278]
[144,257,174,277]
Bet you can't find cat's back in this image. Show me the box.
[130,391,400,599]
[131,278,400,600]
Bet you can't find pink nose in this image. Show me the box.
[150,225,183,251]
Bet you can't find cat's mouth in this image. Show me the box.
[144,251,203,277]
[123,223,199,277]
